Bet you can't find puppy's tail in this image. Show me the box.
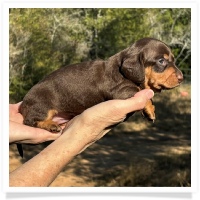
[17,144,23,158]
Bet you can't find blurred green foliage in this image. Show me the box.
[9,8,191,103]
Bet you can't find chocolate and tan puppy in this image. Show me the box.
[19,38,183,133]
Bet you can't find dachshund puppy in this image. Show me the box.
[19,38,183,133]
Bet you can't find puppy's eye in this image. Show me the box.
[158,58,166,65]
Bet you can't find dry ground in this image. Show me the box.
[9,83,191,187]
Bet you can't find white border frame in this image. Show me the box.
[1,0,198,196]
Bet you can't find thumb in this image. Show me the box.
[119,89,154,115]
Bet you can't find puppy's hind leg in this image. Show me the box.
[23,108,61,133]
[36,109,62,132]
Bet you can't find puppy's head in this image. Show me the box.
[120,38,183,92]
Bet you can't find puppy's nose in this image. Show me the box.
[177,72,184,83]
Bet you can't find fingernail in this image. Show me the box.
[146,90,154,99]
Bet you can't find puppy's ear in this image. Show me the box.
[120,52,145,84]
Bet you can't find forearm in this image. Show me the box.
[9,119,87,187]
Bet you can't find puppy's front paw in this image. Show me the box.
[142,108,155,122]
[142,100,156,122]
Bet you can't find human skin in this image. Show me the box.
[9,102,62,144]
[9,89,154,187]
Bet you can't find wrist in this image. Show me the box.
[61,116,100,155]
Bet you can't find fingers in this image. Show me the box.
[9,102,24,123]
[31,126,62,143]
[76,89,154,133]
[53,89,154,152]
[10,102,22,113]
[10,90,153,145]
[16,101,23,108]
[10,120,62,144]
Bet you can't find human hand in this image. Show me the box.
[9,89,154,186]
[62,89,154,153]
[9,102,62,144]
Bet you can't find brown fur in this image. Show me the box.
[19,38,183,132]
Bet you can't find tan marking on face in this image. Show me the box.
[143,66,181,92]
[143,67,152,89]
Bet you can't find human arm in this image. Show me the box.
[9,89,154,187]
